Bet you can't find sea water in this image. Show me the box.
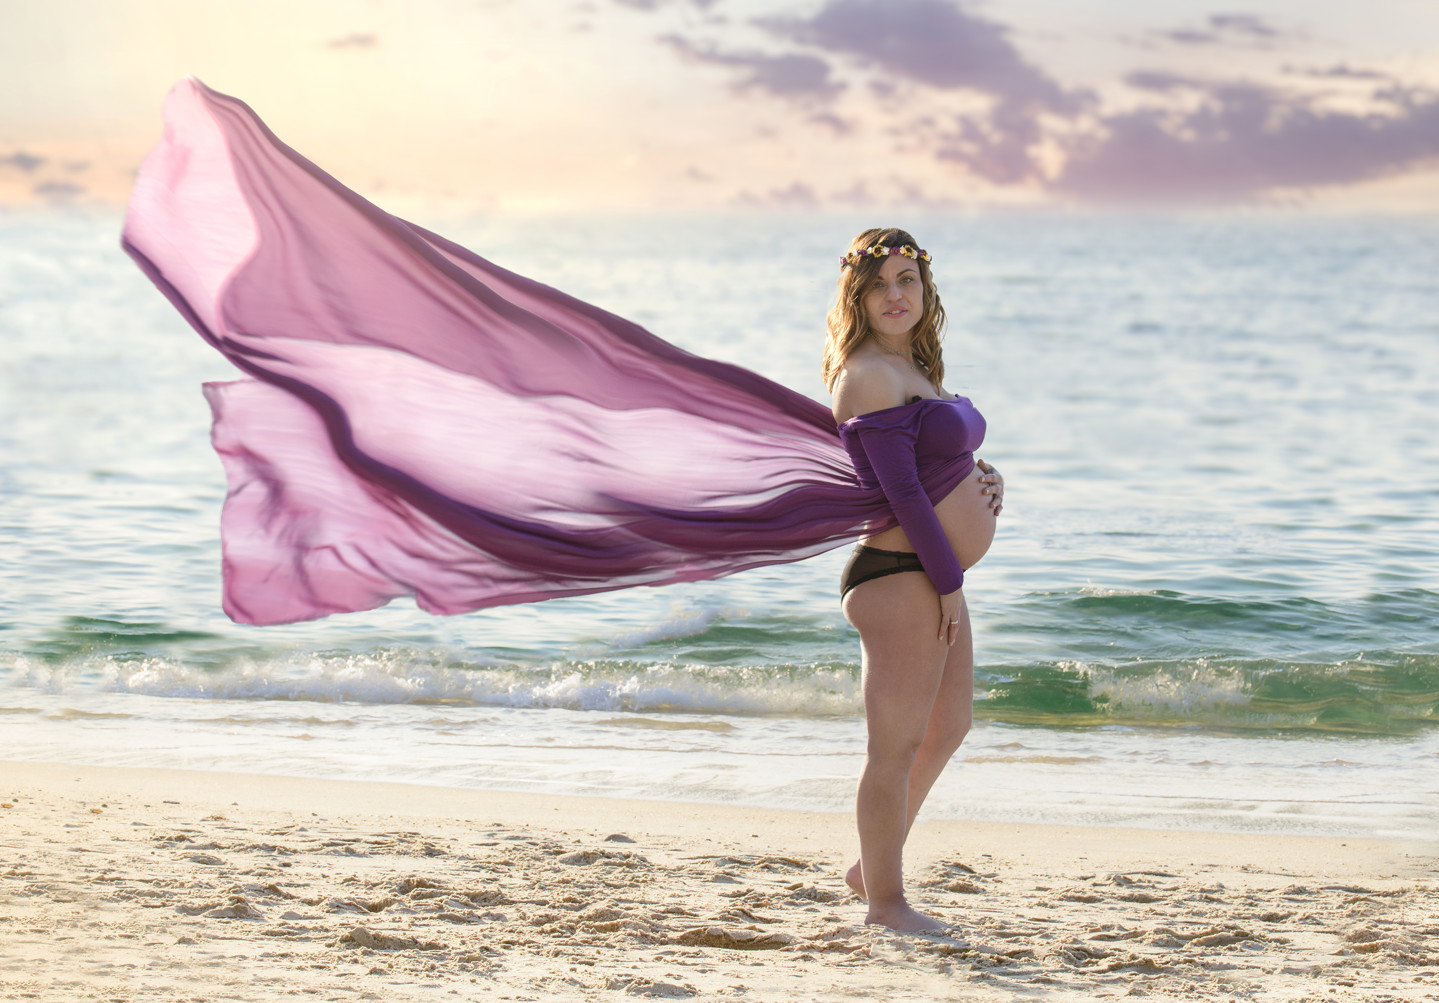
[2,208,1436,840]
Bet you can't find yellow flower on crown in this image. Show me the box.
[838,243,933,270]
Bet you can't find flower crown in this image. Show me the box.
[839,243,931,270]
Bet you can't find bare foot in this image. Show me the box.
[865,900,947,933]
[845,860,866,900]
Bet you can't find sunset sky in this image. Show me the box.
[3,0,1438,212]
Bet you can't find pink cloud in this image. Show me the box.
[325,32,378,50]
[612,0,718,9]
[34,180,86,202]
[1284,64,1392,82]
[1148,13,1289,48]
[928,101,1047,185]
[808,111,853,134]
[651,1,1439,205]
[660,35,843,100]
[1,151,45,173]
[1055,81,1439,201]
[759,0,1077,113]
[832,177,957,209]
[734,181,821,208]
[757,0,1090,186]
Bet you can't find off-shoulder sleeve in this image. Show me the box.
[841,408,964,594]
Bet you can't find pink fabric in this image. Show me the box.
[121,79,970,625]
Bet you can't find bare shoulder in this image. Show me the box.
[831,351,907,424]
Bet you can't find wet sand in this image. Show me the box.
[1,760,1435,1001]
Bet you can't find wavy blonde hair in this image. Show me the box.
[821,227,946,392]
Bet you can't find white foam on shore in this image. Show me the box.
[3,652,863,717]
[3,672,1434,840]
[1084,659,1251,714]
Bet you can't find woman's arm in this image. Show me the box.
[834,361,964,642]
[846,418,964,596]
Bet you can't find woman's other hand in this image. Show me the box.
[977,459,1004,516]
[939,589,963,644]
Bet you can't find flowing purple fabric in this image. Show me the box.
[120,79,968,625]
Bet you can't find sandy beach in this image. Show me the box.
[0,761,1434,1001]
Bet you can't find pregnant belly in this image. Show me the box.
[863,465,997,572]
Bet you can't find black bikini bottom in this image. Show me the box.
[840,545,927,597]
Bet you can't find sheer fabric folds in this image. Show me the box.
[122,79,960,625]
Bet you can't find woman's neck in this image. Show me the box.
[871,335,913,362]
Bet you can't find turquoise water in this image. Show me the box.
[2,209,1436,838]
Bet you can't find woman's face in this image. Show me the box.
[862,254,924,341]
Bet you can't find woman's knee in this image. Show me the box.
[865,729,926,769]
[924,713,972,759]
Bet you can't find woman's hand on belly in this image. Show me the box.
[976,459,1004,516]
[860,465,1001,570]
[935,467,998,569]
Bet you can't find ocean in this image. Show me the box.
[2,208,1436,840]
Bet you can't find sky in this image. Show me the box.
[2,0,1438,213]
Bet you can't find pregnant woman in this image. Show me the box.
[122,81,1003,934]
[826,229,1004,932]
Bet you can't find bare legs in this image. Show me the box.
[842,574,974,931]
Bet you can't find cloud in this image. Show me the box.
[808,111,852,134]
[325,32,378,49]
[1159,29,1214,46]
[922,96,1059,186]
[1373,83,1439,108]
[755,0,1086,186]
[760,0,1074,113]
[732,176,959,210]
[0,151,45,173]
[733,181,820,208]
[660,35,843,100]
[1152,13,1286,47]
[33,180,86,202]
[1285,63,1392,82]
[1054,81,1439,201]
[612,0,719,9]
[1209,14,1280,40]
[832,176,958,209]
[652,1,1438,205]
[1124,70,1207,93]
[933,103,1049,184]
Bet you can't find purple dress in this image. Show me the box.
[839,397,986,594]
[121,79,975,625]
